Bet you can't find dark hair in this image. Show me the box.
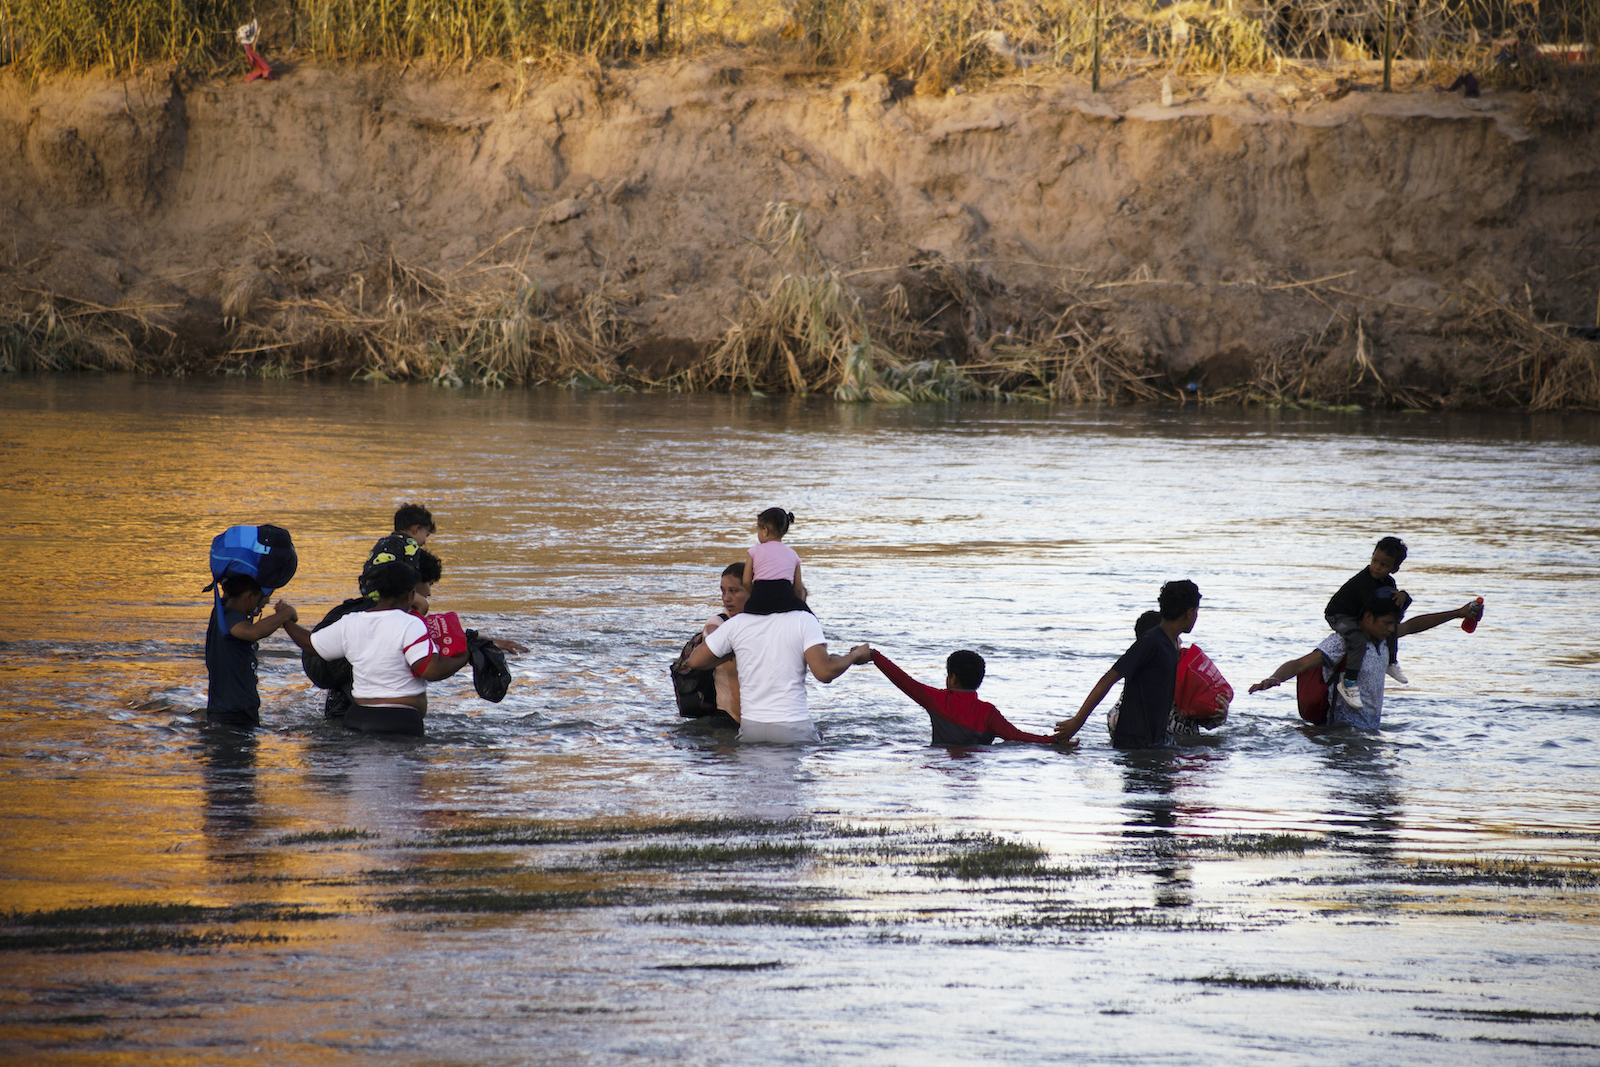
[394,503,436,535]
[370,561,420,601]
[756,507,794,538]
[1361,597,1401,620]
[220,574,262,599]
[721,562,745,580]
[946,650,986,690]
[417,549,442,585]
[1375,536,1408,565]
[1134,610,1162,637]
[1158,580,1202,620]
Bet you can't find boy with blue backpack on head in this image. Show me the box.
[204,524,312,728]
[206,576,313,728]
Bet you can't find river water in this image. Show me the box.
[2,376,1598,1065]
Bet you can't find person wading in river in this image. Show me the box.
[868,648,1066,747]
[1054,580,1203,749]
[310,561,469,736]
[1250,595,1483,729]
[685,602,871,743]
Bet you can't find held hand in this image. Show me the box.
[849,643,873,665]
[1050,733,1080,749]
[1248,676,1281,693]
[274,599,298,624]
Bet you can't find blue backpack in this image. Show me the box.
[204,525,299,633]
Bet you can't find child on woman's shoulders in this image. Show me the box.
[742,507,810,615]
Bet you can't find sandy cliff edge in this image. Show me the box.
[1,57,1597,403]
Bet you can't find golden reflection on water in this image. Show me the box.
[3,378,1600,1062]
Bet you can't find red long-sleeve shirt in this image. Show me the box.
[872,651,1055,745]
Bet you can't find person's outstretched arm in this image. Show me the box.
[230,600,298,642]
[1399,600,1480,637]
[282,619,315,653]
[804,642,872,684]
[869,651,940,713]
[984,705,1061,746]
[1054,668,1120,743]
[1249,650,1325,692]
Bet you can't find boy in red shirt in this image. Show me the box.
[870,649,1065,747]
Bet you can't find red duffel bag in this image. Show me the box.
[1173,645,1234,719]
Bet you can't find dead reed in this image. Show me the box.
[0,290,168,372]
[1449,285,1600,409]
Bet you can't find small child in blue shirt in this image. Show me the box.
[206,575,312,728]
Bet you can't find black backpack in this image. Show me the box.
[466,630,512,703]
[671,626,721,718]
[301,597,369,690]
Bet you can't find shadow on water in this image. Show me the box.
[197,728,260,841]
[1117,749,1195,909]
[1315,728,1405,864]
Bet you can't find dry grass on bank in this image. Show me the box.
[3,0,1596,93]
[4,205,1598,411]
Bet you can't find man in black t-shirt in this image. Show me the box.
[1054,580,1202,749]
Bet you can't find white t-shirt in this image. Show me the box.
[311,610,434,700]
[1317,631,1385,729]
[703,611,826,724]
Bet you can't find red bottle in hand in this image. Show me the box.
[1462,597,1484,633]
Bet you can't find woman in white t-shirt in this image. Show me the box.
[309,562,469,735]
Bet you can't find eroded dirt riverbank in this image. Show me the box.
[2,58,1598,404]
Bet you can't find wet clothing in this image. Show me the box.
[872,651,1054,746]
[345,703,426,736]
[1317,632,1386,729]
[744,579,812,616]
[205,606,260,728]
[749,540,801,582]
[358,532,423,600]
[702,610,825,728]
[1109,624,1182,749]
[1325,567,1403,674]
[737,719,820,744]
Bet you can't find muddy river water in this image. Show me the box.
[2,376,1598,1065]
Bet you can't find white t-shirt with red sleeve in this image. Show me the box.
[310,609,434,700]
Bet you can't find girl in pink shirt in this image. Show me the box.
[742,507,810,615]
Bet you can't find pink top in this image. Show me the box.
[749,540,801,582]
